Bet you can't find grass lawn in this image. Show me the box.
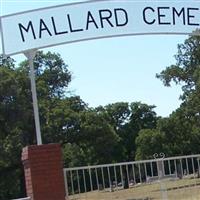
[69,178,200,200]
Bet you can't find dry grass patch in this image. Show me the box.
[69,178,200,200]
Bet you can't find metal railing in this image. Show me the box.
[12,198,31,200]
[63,154,200,198]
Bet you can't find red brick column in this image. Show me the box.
[21,144,67,200]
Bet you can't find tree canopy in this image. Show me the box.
[135,35,200,160]
[1,35,200,199]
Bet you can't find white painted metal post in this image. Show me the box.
[162,160,165,176]
[107,167,111,188]
[144,163,147,181]
[174,160,177,177]
[70,170,75,196]
[159,161,168,200]
[63,169,69,197]
[126,165,130,187]
[197,158,200,177]
[120,165,123,187]
[95,168,99,191]
[192,158,195,174]
[186,158,189,174]
[76,170,81,194]
[168,160,171,175]
[24,50,42,145]
[132,164,136,183]
[89,168,93,191]
[101,167,105,190]
[180,159,183,177]
[114,166,117,189]
[83,169,87,193]
[138,164,142,183]
[150,162,154,177]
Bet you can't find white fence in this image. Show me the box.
[63,154,200,199]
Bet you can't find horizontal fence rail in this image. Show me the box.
[63,154,200,198]
[12,198,31,200]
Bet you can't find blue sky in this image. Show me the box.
[0,0,188,117]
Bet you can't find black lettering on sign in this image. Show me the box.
[157,7,170,25]
[39,19,52,38]
[114,8,128,27]
[18,21,36,42]
[172,7,186,25]
[143,7,155,25]
[51,17,68,35]
[86,11,99,30]
[99,9,114,28]
[187,8,200,26]
[67,14,84,32]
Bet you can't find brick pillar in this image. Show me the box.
[21,144,67,200]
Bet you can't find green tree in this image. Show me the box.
[156,35,200,156]
[96,102,158,161]
[78,110,120,165]
[135,129,165,160]
[0,51,73,199]
[95,102,130,161]
[156,35,200,101]
[123,102,158,160]
[0,57,27,199]
[157,108,200,156]
[0,52,122,198]
[103,102,131,130]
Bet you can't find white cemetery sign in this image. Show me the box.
[1,0,200,56]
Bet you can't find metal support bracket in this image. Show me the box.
[24,50,42,145]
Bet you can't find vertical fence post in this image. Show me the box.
[197,158,200,178]
[150,162,154,177]
[174,159,177,178]
[64,169,69,198]
[120,165,123,188]
[126,165,130,188]
[132,164,136,184]
[114,166,118,190]
[70,170,75,196]
[186,158,189,175]
[154,153,168,200]
[168,160,171,175]
[101,167,105,190]
[83,169,87,193]
[95,168,99,191]
[89,168,93,191]
[77,170,81,194]
[138,164,142,183]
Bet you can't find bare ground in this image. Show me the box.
[69,178,200,200]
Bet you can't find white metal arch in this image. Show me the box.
[0,0,199,145]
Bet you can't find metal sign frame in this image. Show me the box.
[1,0,200,56]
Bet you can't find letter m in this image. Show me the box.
[18,21,36,42]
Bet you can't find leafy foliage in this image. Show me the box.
[149,35,200,158]
[135,129,164,160]
[156,35,200,100]
[1,35,200,199]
